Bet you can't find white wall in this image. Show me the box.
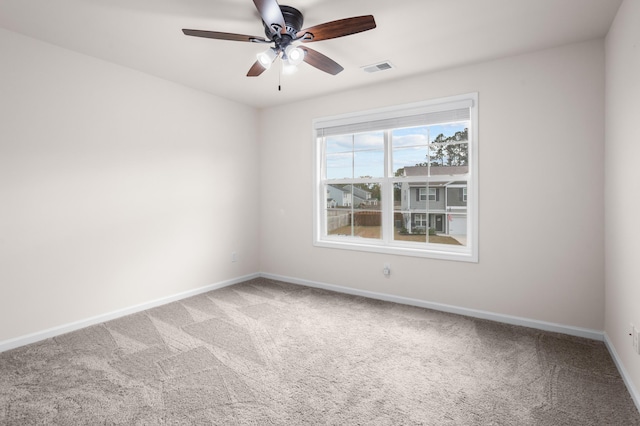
[0,28,260,342]
[259,40,605,331]
[605,0,640,402]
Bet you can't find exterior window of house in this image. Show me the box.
[313,93,478,262]
[419,188,437,201]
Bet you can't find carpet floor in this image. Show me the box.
[1,277,639,425]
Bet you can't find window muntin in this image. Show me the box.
[314,94,478,262]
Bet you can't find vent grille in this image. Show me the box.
[362,61,395,73]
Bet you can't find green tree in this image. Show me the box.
[429,128,469,166]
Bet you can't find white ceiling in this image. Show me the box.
[0,0,622,109]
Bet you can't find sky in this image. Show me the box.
[324,122,468,179]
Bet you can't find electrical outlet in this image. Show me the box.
[383,263,391,276]
[231,252,237,262]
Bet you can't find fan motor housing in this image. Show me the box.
[263,5,304,39]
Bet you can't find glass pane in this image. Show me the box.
[326,152,353,179]
[428,123,469,173]
[392,147,429,177]
[392,126,429,176]
[325,132,384,179]
[326,209,351,236]
[325,183,382,240]
[437,181,468,247]
[354,150,384,178]
[428,142,468,166]
[392,126,429,148]
[353,131,384,151]
[393,181,427,243]
[354,132,384,178]
[325,135,353,154]
[353,208,382,239]
[392,124,470,177]
[390,180,468,246]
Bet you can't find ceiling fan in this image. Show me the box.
[182,0,376,77]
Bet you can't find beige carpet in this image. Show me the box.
[1,277,638,425]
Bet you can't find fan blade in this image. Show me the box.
[300,46,344,75]
[297,15,376,42]
[253,0,286,35]
[247,60,267,77]
[182,29,265,42]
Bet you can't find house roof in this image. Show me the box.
[342,185,371,199]
[404,177,468,188]
[404,166,469,176]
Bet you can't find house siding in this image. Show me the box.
[406,187,446,211]
[446,187,467,208]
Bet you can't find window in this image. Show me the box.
[419,187,437,201]
[313,93,478,262]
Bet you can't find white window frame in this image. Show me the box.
[312,93,478,262]
[428,187,437,201]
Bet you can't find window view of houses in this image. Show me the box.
[394,166,468,245]
[322,121,469,247]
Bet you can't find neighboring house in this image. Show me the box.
[326,184,377,208]
[400,166,468,235]
[326,185,353,207]
[342,185,378,207]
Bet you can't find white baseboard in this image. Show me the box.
[2,272,637,415]
[0,270,606,351]
[0,273,259,353]
[260,272,604,341]
[604,333,640,414]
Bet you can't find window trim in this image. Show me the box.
[312,93,478,263]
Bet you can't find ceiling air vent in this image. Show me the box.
[362,61,395,73]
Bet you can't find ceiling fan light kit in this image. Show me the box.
[182,0,376,78]
[284,45,304,66]
[257,48,278,69]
